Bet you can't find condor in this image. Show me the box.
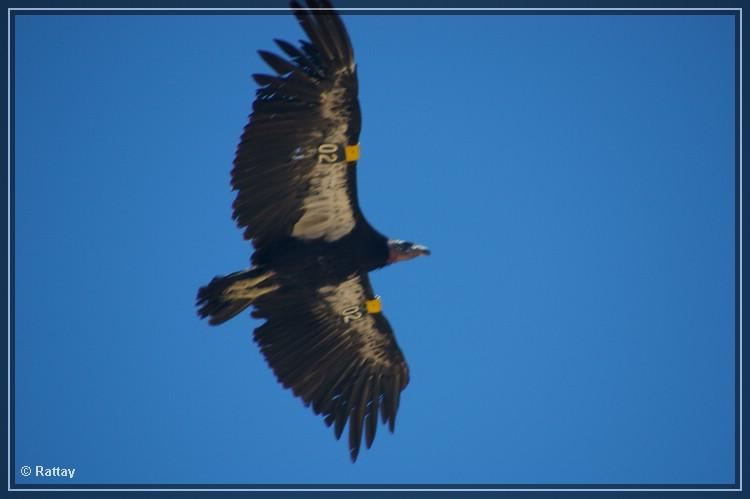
[197,0,429,462]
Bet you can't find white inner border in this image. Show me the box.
[6,6,743,493]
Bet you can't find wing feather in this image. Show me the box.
[307,0,346,64]
[334,395,349,440]
[291,1,336,63]
[274,38,327,78]
[274,38,307,60]
[364,374,379,449]
[258,50,300,76]
[252,272,409,461]
[318,0,354,66]
[349,373,370,462]
[232,1,363,249]
[251,73,321,101]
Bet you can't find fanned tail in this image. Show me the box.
[196,267,279,325]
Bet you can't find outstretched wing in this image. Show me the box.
[251,271,410,461]
[232,0,365,249]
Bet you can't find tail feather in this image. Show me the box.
[196,267,278,325]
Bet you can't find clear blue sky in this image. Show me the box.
[14,11,735,485]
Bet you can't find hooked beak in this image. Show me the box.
[412,244,431,257]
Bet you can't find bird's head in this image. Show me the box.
[386,239,431,264]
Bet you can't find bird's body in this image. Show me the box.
[197,0,429,462]
[251,223,389,281]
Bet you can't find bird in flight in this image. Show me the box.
[197,0,430,462]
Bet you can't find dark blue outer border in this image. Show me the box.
[0,0,744,9]
[1,1,745,498]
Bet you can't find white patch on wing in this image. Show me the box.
[291,81,356,242]
[319,273,369,321]
[291,161,354,241]
[318,274,366,304]
[318,274,389,360]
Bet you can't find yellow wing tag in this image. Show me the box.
[317,143,360,164]
[345,144,360,162]
[366,296,382,314]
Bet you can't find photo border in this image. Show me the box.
[4,3,743,495]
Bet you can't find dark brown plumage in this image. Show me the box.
[197,0,429,462]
